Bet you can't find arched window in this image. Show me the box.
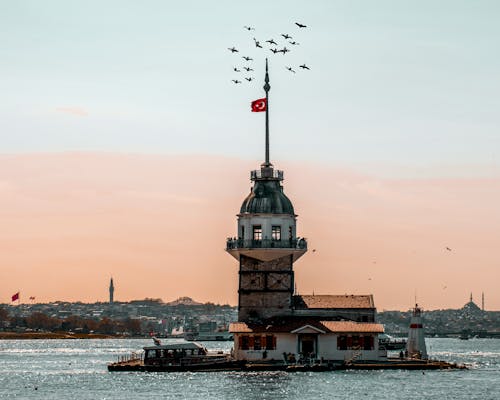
[253,225,262,240]
[272,226,281,240]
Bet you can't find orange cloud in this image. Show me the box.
[0,153,498,310]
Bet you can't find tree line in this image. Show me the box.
[0,307,141,335]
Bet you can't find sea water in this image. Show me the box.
[0,338,498,399]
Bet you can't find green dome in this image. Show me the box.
[240,180,295,215]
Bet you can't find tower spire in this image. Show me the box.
[263,58,271,167]
[109,277,114,305]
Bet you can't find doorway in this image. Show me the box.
[299,334,317,357]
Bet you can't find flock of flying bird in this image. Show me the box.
[228,22,310,84]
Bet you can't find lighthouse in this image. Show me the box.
[226,59,307,322]
[406,304,428,359]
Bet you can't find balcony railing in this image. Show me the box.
[226,238,307,251]
[251,169,284,181]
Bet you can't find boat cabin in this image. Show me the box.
[143,342,207,366]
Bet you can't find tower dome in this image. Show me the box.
[240,176,295,215]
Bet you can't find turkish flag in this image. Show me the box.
[11,292,19,302]
[251,98,267,112]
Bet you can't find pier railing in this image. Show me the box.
[226,238,307,251]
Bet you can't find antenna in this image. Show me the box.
[263,58,271,167]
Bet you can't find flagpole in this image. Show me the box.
[264,58,271,167]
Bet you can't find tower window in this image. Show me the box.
[253,225,262,240]
[271,226,281,240]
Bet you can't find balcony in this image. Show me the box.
[251,169,284,181]
[226,237,307,262]
[226,238,306,250]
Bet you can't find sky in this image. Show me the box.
[1,1,499,309]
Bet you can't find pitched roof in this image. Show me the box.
[229,319,384,334]
[320,321,384,333]
[294,295,375,309]
[229,322,254,333]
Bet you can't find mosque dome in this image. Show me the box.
[240,179,295,215]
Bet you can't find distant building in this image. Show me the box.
[463,293,482,315]
[228,61,384,363]
[109,277,114,304]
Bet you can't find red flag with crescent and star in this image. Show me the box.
[251,98,267,112]
[11,292,19,302]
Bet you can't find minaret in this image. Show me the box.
[226,59,307,322]
[109,277,114,305]
[406,304,428,359]
[482,292,485,311]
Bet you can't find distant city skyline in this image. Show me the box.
[1,2,499,309]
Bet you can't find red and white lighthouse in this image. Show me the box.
[406,304,428,359]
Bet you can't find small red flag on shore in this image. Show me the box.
[11,292,19,302]
[251,98,267,112]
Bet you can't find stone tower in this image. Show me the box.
[226,60,307,322]
[109,277,114,304]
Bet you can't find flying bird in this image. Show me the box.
[299,64,310,70]
[245,77,254,82]
[243,67,253,71]
[446,247,452,251]
[286,66,296,73]
[281,33,292,39]
[227,47,238,53]
[278,47,290,54]
[295,22,307,28]
[231,79,241,84]
[270,48,279,54]
[266,39,277,46]
[243,26,255,31]
[253,38,262,48]
[242,56,253,61]
[233,67,241,72]
[289,41,299,45]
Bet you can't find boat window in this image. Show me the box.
[271,226,281,240]
[253,225,262,241]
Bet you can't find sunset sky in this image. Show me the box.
[1,1,499,309]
